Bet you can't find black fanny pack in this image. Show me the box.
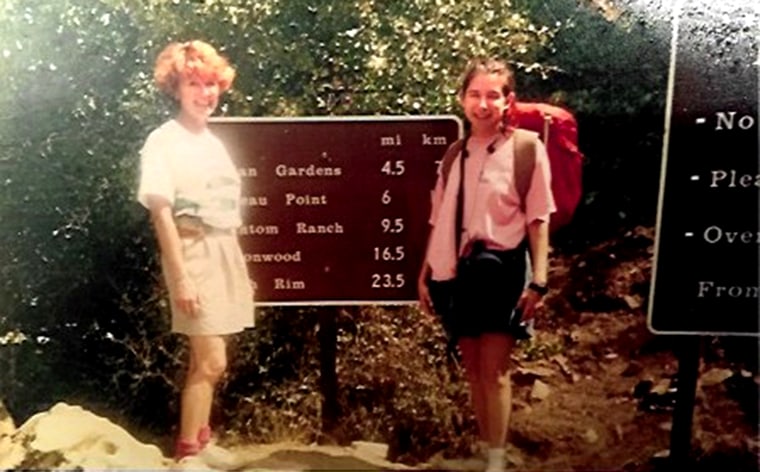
[427,240,527,338]
[456,240,526,285]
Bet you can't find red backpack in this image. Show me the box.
[440,102,583,233]
[514,102,583,232]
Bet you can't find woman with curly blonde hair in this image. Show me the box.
[137,40,253,467]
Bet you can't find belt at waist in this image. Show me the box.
[175,215,235,239]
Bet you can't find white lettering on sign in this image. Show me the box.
[244,251,302,263]
[285,193,328,206]
[380,134,402,146]
[709,170,760,188]
[697,281,759,298]
[703,226,760,244]
[238,224,279,236]
[240,195,269,207]
[275,164,342,177]
[239,167,258,177]
[422,133,448,145]
[296,222,344,234]
[274,278,306,290]
[715,111,756,131]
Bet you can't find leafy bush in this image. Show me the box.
[332,306,476,462]
[218,305,477,463]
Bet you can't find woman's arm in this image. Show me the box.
[146,195,200,317]
[418,173,447,316]
[516,218,549,320]
[526,218,549,287]
[417,230,434,315]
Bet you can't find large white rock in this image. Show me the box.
[14,402,172,469]
[0,434,26,470]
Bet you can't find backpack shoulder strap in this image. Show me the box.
[439,139,464,189]
[512,129,538,213]
[541,111,552,143]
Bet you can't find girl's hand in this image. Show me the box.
[418,278,434,316]
[515,288,544,321]
[174,277,201,317]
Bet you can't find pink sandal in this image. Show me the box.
[198,425,212,449]
[174,438,201,461]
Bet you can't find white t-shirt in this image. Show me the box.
[137,119,242,229]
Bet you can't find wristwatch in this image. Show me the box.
[527,281,549,296]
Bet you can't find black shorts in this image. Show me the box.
[452,243,527,339]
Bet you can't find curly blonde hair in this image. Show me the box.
[153,40,236,97]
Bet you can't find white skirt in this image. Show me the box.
[162,231,255,336]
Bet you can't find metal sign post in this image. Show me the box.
[669,336,701,465]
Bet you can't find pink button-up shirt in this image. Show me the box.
[425,133,556,281]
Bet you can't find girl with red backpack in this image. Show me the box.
[417,57,555,472]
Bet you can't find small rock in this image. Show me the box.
[623,295,641,309]
[651,379,671,395]
[530,380,551,401]
[615,424,624,441]
[583,428,599,444]
[504,447,524,467]
[700,368,733,387]
[515,366,555,379]
[652,449,670,459]
[745,436,760,453]
[658,421,672,432]
[552,354,573,378]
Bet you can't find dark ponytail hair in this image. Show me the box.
[457,57,515,98]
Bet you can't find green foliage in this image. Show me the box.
[0,0,160,420]
[331,306,475,462]
[519,337,567,362]
[222,306,477,463]
[220,307,323,441]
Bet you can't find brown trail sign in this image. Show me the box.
[209,116,462,306]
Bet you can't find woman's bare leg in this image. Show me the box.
[178,335,227,443]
